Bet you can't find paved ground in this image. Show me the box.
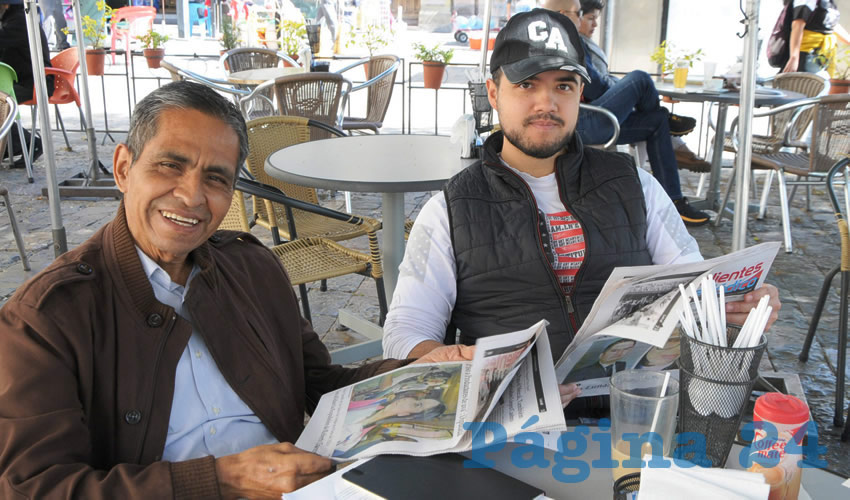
[0,33,848,478]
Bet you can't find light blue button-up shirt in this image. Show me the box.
[135,248,278,462]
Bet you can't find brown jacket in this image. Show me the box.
[0,204,407,499]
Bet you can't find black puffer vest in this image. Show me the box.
[444,132,653,358]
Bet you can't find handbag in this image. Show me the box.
[767,1,794,68]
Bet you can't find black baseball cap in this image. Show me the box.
[490,8,590,84]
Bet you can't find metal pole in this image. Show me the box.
[602,0,614,58]
[478,0,493,77]
[732,0,760,251]
[72,0,101,182]
[24,0,67,255]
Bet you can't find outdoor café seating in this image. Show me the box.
[719,94,850,252]
[243,115,381,245]
[0,92,30,271]
[109,6,157,64]
[220,47,300,73]
[220,183,387,324]
[336,55,401,134]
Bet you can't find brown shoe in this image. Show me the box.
[674,147,711,173]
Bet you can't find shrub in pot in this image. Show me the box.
[413,43,454,90]
[139,29,169,69]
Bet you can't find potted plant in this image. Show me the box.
[826,45,850,94]
[278,19,307,66]
[413,42,454,90]
[138,29,169,69]
[346,24,393,78]
[650,41,703,80]
[63,0,113,75]
[220,16,240,55]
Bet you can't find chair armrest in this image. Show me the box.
[727,96,821,152]
[235,178,380,234]
[274,51,301,68]
[579,103,619,149]
[164,60,248,97]
[0,94,17,141]
[350,59,400,93]
[336,57,370,76]
[239,79,276,117]
[44,67,76,85]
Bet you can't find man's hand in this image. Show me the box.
[412,344,475,364]
[725,283,781,332]
[215,442,334,499]
[559,383,581,408]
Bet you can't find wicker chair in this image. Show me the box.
[337,55,400,134]
[229,178,388,324]
[724,72,826,155]
[244,115,381,245]
[718,94,850,253]
[799,158,850,432]
[0,92,29,271]
[220,47,299,73]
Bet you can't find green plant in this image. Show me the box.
[817,44,850,80]
[278,19,307,57]
[412,43,454,64]
[138,29,169,50]
[62,0,113,49]
[346,24,393,57]
[650,41,703,74]
[220,16,240,51]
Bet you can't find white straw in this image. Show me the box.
[689,283,707,342]
[719,285,727,342]
[679,284,697,339]
[650,371,672,436]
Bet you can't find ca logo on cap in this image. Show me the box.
[527,21,569,53]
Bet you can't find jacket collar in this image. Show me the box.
[109,202,219,316]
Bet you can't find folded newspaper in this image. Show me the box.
[555,242,781,397]
[296,320,566,461]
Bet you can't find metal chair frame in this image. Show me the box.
[579,103,620,149]
[0,92,30,270]
[336,55,401,134]
[0,63,32,183]
[235,177,388,325]
[799,158,850,435]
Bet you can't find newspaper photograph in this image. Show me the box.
[554,242,781,391]
[296,320,565,461]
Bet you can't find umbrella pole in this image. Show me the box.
[732,0,760,251]
[478,0,493,78]
[24,0,67,256]
[71,0,102,183]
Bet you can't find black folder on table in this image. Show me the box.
[341,453,545,500]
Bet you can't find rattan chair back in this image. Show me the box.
[809,94,850,174]
[363,55,398,124]
[219,189,253,232]
[273,73,350,140]
[771,72,827,148]
[221,47,282,73]
[244,116,378,242]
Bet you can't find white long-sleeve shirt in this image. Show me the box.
[382,165,703,359]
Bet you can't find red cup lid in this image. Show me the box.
[753,393,809,424]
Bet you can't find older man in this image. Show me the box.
[0,81,470,498]
[382,9,780,416]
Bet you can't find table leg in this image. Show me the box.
[691,103,728,212]
[381,192,406,302]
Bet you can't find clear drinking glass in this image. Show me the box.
[609,370,679,481]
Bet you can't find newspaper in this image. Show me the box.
[295,320,566,461]
[554,242,781,396]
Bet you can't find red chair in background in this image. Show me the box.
[20,47,86,154]
[110,6,156,63]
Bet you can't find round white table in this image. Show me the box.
[655,83,805,212]
[227,67,303,86]
[265,134,475,300]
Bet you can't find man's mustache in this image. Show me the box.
[523,113,565,126]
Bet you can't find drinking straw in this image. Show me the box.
[679,284,697,339]
[689,283,707,342]
[719,285,727,342]
[650,371,672,436]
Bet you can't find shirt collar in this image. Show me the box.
[135,246,200,295]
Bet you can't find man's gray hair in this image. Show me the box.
[126,81,249,176]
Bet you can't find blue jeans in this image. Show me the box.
[576,71,683,201]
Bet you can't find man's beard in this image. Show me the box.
[501,113,574,159]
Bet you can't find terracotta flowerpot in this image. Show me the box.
[143,48,165,69]
[829,78,850,94]
[86,48,106,76]
[422,61,446,90]
[283,54,299,68]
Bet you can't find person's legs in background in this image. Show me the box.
[616,108,710,226]
[40,0,69,50]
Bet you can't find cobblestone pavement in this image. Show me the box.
[1,106,848,477]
